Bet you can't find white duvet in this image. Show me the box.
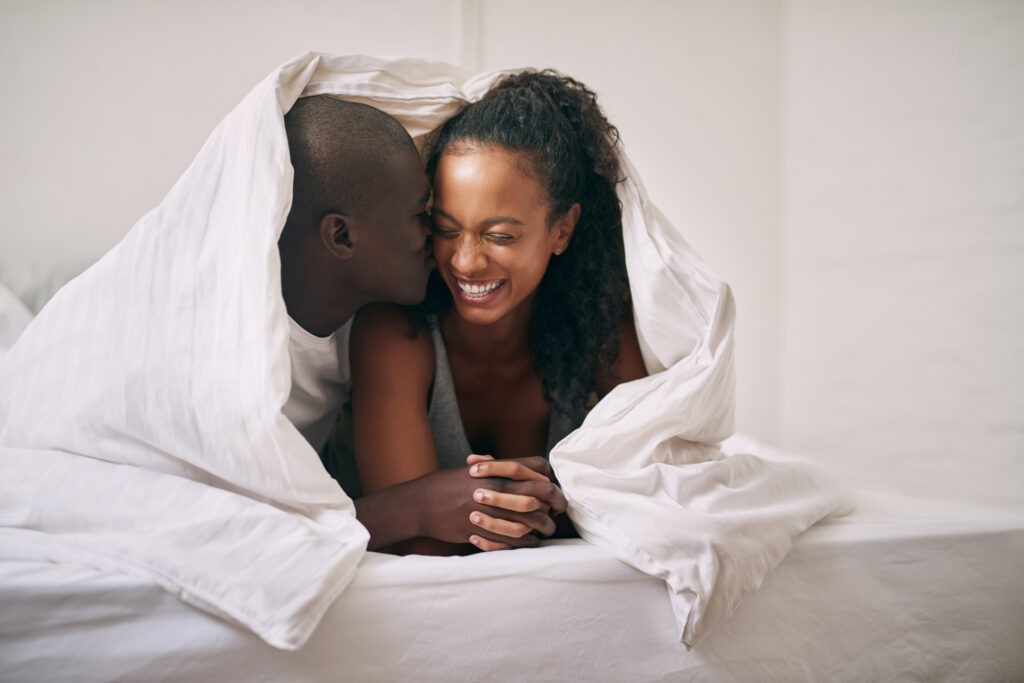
[0,53,846,650]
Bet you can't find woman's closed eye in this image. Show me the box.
[433,225,459,239]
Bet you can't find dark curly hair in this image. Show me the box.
[424,69,631,422]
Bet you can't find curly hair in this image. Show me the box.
[424,69,631,422]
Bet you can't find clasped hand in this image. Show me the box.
[420,455,567,552]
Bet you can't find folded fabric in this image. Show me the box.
[549,156,849,647]
[0,52,847,650]
[0,446,364,649]
[0,52,508,650]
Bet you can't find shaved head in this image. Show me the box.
[278,95,432,336]
[283,96,417,233]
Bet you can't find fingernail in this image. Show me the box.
[470,513,482,523]
[469,536,480,546]
[471,464,480,475]
[474,490,486,502]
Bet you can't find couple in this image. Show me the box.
[280,70,646,556]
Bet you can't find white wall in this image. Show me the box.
[0,0,459,279]
[3,1,1020,508]
[781,0,1024,509]
[0,0,783,443]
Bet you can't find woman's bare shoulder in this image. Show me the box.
[351,303,434,384]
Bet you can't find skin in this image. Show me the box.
[278,137,559,553]
[432,147,578,463]
[279,146,435,337]
[351,145,647,554]
[350,302,568,556]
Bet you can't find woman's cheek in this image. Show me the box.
[432,240,454,266]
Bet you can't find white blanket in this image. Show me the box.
[0,52,846,650]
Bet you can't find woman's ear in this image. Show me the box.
[319,213,356,260]
[553,203,580,254]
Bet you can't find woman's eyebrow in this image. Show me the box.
[432,207,524,228]
[480,216,524,228]
[431,207,460,226]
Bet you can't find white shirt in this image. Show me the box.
[281,316,352,451]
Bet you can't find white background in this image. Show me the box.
[1,0,1021,509]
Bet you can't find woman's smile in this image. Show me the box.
[454,277,506,302]
[430,146,575,327]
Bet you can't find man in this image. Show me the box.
[276,96,565,552]
[277,96,434,452]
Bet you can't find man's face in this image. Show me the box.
[350,148,434,305]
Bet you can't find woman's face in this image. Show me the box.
[430,146,577,328]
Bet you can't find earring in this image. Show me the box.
[554,248,563,255]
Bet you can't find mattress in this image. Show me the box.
[2,490,1021,682]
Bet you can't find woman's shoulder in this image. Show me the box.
[350,303,434,383]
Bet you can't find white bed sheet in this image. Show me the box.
[2,490,1021,682]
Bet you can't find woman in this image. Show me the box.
[350,70,647,554]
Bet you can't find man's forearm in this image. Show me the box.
[353,480,425,550]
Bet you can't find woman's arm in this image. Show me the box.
[350,304,559,554]
[350,303,450,555]
[350,304,438,495]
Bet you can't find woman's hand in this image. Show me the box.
[412,465,559,549]
[464,454,568,551]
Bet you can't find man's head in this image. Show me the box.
[279,96,433,335]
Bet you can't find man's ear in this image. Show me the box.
[319,213,356,260]
[552,203,580,254]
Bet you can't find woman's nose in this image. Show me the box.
[450,236,485,273]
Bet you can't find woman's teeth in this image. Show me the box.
[458,280,503,298]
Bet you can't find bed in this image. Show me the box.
[6,279,1020,679]
[2,482,1022,682]
[1,53,1022,681]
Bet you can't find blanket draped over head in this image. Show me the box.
[0,53,846,650]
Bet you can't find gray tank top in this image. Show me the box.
[426,317,580,469]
